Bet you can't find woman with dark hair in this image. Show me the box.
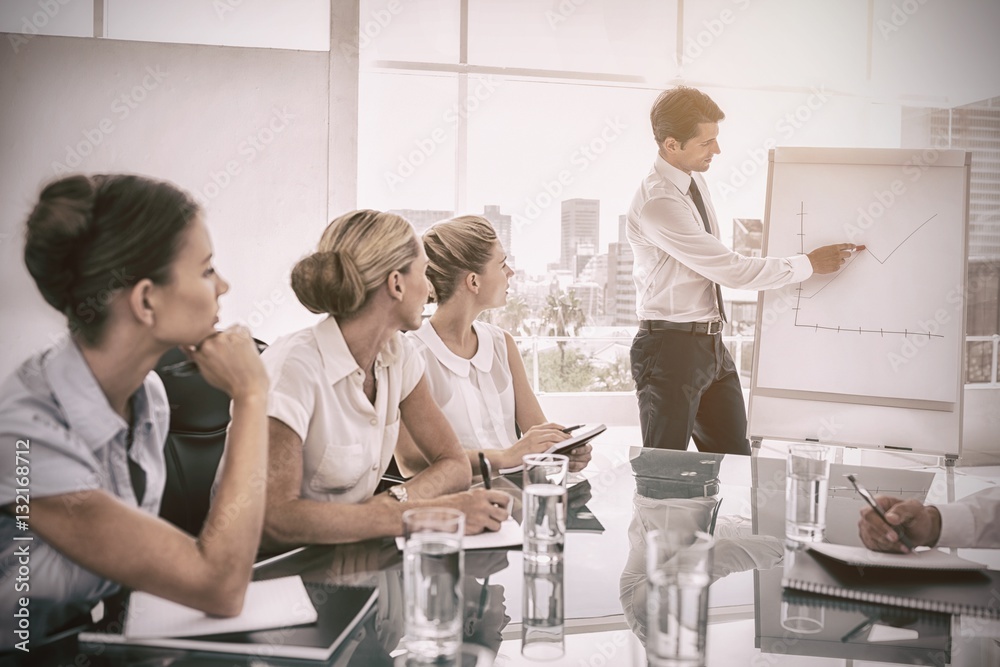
[260,209,509,549]
[0,174,269,648]
[394,215,591,476]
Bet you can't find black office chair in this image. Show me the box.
[154,340,267,536]
[154,339,410,535]
[375,456,407,494]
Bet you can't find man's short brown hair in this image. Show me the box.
[650,86,725,148]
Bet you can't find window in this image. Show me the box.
[357,0,1000,389]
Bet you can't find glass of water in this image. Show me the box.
[522,453,569,563]
[785,444,831,544]
[646,529,714,667]
[402,508,465,662]
[522,557,565,660]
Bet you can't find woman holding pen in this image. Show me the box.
[258,210,509,550]
[395,215,592,477]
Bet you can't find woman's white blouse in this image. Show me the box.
[408,319,517,451]
[263,316,425,504]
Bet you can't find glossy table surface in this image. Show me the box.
[14,429,1000,667]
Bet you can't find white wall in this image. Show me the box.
[964,388,1000,457]
[0,0,92,42]
[0,34,340,378]
[105,0,330,50]
[0,0,330,50]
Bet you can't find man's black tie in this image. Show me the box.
[688,178,728,323]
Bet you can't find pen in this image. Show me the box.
[466,575,490,635]
[562,424,584,434]
[159,339,268,377]
[478,452,492,490]
[840,615,876,643]
[846,474,916,550]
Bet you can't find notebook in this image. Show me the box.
[79,580,378,661]
[125,575,316,639]
[808,542,988,572]
[395,516,522,551]
[498,424,607,474]
[782,547,1000,618]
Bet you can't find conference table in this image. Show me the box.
[21,428,1000,666]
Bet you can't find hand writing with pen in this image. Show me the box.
[857,495,941,554]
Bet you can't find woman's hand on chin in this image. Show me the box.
[187,325,268,400]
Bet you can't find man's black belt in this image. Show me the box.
[641,319,724,335]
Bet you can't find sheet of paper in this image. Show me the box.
[868,624,920,642]
[396,517,521,551]
[809,542,987,571]
[125,575,317,639]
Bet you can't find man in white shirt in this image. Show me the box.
[858,488,1000,551]
[626,86,855,454]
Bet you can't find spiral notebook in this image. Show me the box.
[782,547,1000,619]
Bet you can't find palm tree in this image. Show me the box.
[541,289,587,373]
[590,352,634,391]
[480,293,533,336]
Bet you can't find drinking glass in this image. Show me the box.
[402,508,465,662]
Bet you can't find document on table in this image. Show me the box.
[124,575,317,639]
[808,542,987,571]
[396,517,521,551]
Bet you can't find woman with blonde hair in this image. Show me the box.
[261,210,509,549]
[0,174,269,647]
[395,215,592,476]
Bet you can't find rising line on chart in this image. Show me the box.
[790,202,944,339]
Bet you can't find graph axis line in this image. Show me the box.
[785,203,945,340]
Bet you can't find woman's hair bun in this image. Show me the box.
[293,209,420,318]
[23,173,199,344]
[24,175,103,313]
[291,249,367,316]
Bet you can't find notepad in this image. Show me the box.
[79,580,378,661]
[783,547,1000,618]
[868,624,920,642]
[498,424,607,474]
[396,517,522,551]
[124,575,316,639]
[808,542,988,572]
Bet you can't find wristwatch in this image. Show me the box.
[387,485,408,503]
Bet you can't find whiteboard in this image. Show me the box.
[748,147,969,457]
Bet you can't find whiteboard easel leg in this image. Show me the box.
[750,438,762,533]
[944,455,957,503]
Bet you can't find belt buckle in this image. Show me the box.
[708,321,723,335]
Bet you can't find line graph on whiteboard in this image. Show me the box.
[790,201,944,340]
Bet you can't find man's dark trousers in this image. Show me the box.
[630,328,751,455]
